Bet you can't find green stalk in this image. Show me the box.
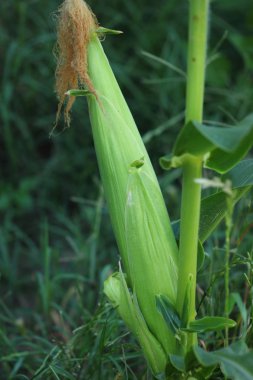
[185,0,208,124]
[176,0,209,349]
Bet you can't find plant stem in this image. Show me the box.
[177,156,202,348]
[185,0,209,124]
[176,0,209,349]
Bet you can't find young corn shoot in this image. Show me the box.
[55,0,178,375]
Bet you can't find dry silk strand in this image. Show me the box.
[55,0,179,375]
[55,0,98,125]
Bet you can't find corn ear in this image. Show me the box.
[87,35,154,279]
[104,270,167,376]
[87,35,179,354]
[87,34,178,278]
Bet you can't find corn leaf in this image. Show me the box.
[174,122,245,156]
[222,159,253,188]
[172,160,253,243]
[199,187,249,243]
[160,114,253,173]
[194,341,253,380]
[182,317,236,333]
[172,187,249,245]
[207,114,253,173]
[199,157,253,241]
[199,159,253,241]
[168,352,216,377]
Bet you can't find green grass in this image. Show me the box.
[0,0,253,378]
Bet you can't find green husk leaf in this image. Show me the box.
[87,35,170,280]
[104,271,167,376]
[156,295,181,335]
[96,26,123,35]
[159,154,186,170]
[169,354,186,372]
[86,34,178,358]
[130,157,145,169]
[181,274,193,328]
[125,164,178,354]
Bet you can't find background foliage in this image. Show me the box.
[0,0,253,378]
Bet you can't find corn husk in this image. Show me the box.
[86,35,178,356]
[104,271,167,376]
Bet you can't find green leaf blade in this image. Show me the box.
[184,316,236,333]
[199,158,253,242]
[173,159,253,244]
[222,159,253,188]
[161,114,253,173]
[206,114,253,173]
[194,341,253,380]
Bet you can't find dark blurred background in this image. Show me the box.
[0,0,253,378]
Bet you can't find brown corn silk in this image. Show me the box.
[55,0,98,124]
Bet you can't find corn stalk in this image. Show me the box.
[176,0,209,350]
